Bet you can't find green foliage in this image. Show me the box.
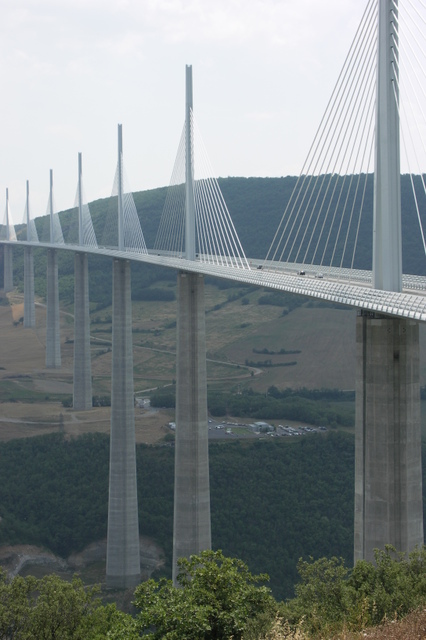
[62,395,110,408]
[244,359,297,368]
[133,550,276,640]
[210,433,354,600]
[149,389,176,408]
[0,432,356,600]
[0,380,68,404]
[2,548,426,639]
[92,395,111,407]
[0,570,125,639]
[3,433,426,605]
[205,387,354,427]
[0,433,110,556]
[280,546,426,637]
[131,286,175,302]
[282,556,352,636]
[348,546,426,626]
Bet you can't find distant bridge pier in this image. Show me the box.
[3,245,13,293]
[73,154,93,410]
[23,246,35,328]
[3,188,13,293]
[105,262,140,587]
[354,312,424,561]
[45,248,61,368]
[172,65,211,583]
[24,182,36,328]
[106,127,140,588]
[172,271,211,584]
[73,252,92,410]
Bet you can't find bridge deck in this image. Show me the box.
[4,240,426,322]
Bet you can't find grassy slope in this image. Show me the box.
[3,284,426,399]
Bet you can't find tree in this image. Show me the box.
[348,545,426,626]
[30,575,107,639]
[133,550,277,639]
[279,546,426,637]
[281,555,352,637]
[0,570,126,640]
[0,570,36,639]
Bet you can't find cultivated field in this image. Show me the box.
[1,283,426,443]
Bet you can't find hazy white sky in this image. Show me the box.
[0,0,366,220]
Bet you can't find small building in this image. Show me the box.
[135,397,150,408]
[249,421,274,433]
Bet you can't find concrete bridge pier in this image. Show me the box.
[172,271,211,583]
[3,245,13,293]
[354,312,424,562]
[24,246,35,328]
[106,258,140,588]
[73,252,92,410]
[46,248,61,368]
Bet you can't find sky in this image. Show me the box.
[0,0,366,221]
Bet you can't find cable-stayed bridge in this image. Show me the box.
[1,0,425,587]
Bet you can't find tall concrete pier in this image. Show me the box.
[106,258,140,588]
[354,313,423,560]
[3,245,13,293]
[24,182,35,328]
[3,189,13,293]
[73,155,92,410]
[106,129,140,589]
[354,0,423,561]
[46,248,61,368]
[172,65,211,583]
[45,172,61,368]
[23,246,35,328]
[173,270,211,583]
[73,252,92,410]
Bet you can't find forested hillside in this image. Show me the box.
[0,431,352,600]
[0,431,425,601]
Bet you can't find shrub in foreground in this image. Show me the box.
[133,549,277,639]
[280,545,426,638]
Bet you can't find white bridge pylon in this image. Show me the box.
[154,66,249,270]
[0,189,16,243]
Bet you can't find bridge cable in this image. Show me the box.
[265,0,377,270]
